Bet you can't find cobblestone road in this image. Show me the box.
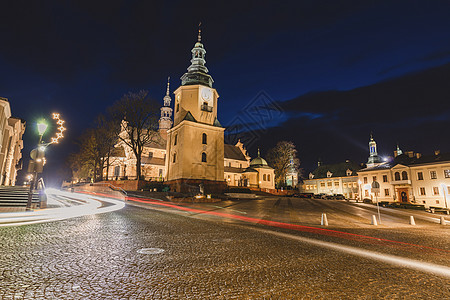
[0,202,449,299]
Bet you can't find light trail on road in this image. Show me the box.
[124,196,450,278]
[127,196,449,252]
[0,189,125,227]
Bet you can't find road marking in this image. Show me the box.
[207,205,248,214]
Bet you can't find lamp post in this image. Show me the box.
[442,183,449,210]
[358,180,362,202]
[26,120,48,210]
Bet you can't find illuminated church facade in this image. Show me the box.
[105,30,275,192]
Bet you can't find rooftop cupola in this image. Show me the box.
[180,23,214,88]
[367,133,382,167]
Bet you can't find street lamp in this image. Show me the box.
[27,121,48,210]
[37,120,48,137]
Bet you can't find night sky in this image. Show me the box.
[1,1,450,185]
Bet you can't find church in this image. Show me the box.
[105,29,275,193]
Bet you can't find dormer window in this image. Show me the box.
[327,171,333,178]
[309,173,314,179]
[346,169,352,176]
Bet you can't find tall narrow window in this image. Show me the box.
[268,174,271,181]
[201,152,207,162]
[401,171,408,180]
[176,103,179,112]
[417,172,424,180]
[444,170,450,178]
[382,175,388,182]
[173,153,176,163]
[263,174,266,181]
[394,172,400,181]
[430,170,437,179]
[433,187,439,195]
[174,134,177,145]
[419,187,426,195]
[202,133,207,144]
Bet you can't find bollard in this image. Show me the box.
[440,216,446,225]
[371,215,378,226]
[409,216,416,226]
[321,213,328,226]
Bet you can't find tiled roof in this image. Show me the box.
[358,152,450,172]
[224,144,247,161]
[224,166,245,173]
[312,161,362,178]
[141,157,165,166]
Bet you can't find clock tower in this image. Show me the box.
[165,28,225,193]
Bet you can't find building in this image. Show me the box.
[105,30,275,192]
[0,97,25,186]
[302,160,361,199]
[358,147,450,209]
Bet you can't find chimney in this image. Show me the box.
[435,150,441,156]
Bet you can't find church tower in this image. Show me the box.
[158,77,173,139]
[165,27,225,192]
[367,134,382,168]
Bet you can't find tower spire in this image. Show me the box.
[159,77,173,137]
[180,25,214,88]
[367,133,382,167]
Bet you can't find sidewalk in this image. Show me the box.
[0,207,26,213]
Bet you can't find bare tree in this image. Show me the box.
[109,90,160,180]
[94,114,120,181]
[266,141,300,187]
[68,114,120,182]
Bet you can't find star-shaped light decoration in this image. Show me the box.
[50,113,66,144]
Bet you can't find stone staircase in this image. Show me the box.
[0,186,43,207]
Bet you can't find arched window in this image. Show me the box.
[401,171,408,180]
[201,152,207,162]
[202,133,207,144]
[394,172,400,181]
[268,174,271,181]
[263,174,266,181]
[174,134,177,145]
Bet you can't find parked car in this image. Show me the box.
[333,194,345,200]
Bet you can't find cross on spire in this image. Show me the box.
[198,22,202,42]
[166,76,170,96]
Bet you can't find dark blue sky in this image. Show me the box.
[1,1,449,183]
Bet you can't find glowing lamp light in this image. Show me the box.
[37,121,48,136]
